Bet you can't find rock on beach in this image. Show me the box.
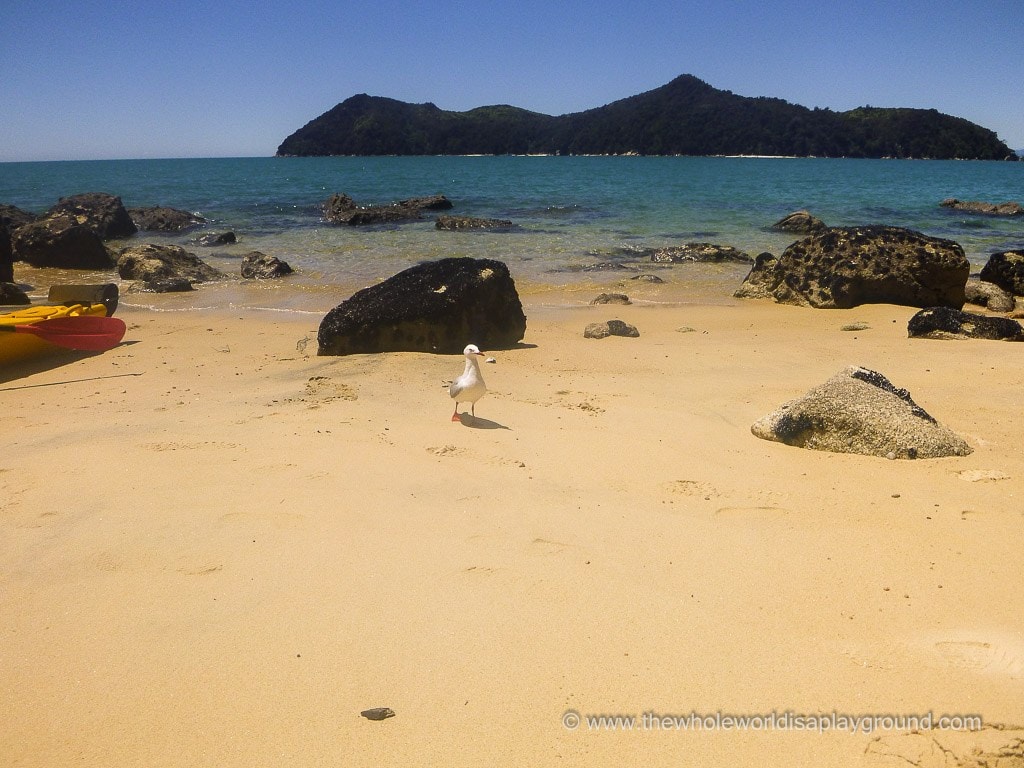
[752,366,972,459]
[735,226,969,309]
[317,257,526,355]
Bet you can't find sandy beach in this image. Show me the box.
[2,282,1023,766]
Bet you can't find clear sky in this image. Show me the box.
[2,0,1022,162]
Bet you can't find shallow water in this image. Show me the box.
[3,156,1022,313]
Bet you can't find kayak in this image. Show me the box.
[0,302,113,365]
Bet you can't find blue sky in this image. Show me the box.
[2,0,1022,161]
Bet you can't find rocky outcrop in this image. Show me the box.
[650,243,752,263]
[11,214,115,269]
[241,251,294,279]
[590,293,631,305]
[734,226,969,309]
[940,198,1023,216]
[584,320,640,339]
[128,206,206,232]
[195,231,236,246]
[907,306,1024,341]
[770,210,827,234]
[435,215,514,231]
[323,193,453,226]
[964,280,1015,312]
[0,222,12,283]
[48,192,137,239]
[979,250,1024,295]
[0,282,30,304]
[317,257,526,355]
[0,204,37,231]
[751,365,972,459]
[116,243,226,289]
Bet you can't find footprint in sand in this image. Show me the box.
[304,375,357,404]
[714,506,789,520]
[664,479,717,498]
[427,444,466,458]
[531,537,570,555]
[930,634,1024,677]
[958,469,1011,483]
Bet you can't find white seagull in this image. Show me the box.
[450,344,487,422]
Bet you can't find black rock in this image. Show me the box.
[48,192,137,239]
[590,293,631,305]
[770,210,828,234]
[979,250,1024,296]
[318,257,526,355]
[735,226,969,309]
[650,243,752,263]
[11,214,115,269]
[0,282,30,304]
[940,198,1023,217]
[196,231,236,246]
[129,206,207,232]
[323,193,452,226]
[117,243,226,284]
[584,319,640,338]
[907,306,1024,341]
[435,215,514,231]
[141,277,194,293]
[241,251,294,279]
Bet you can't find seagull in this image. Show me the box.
[450,344,487,422]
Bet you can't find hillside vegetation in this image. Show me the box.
[277,75,1016,160]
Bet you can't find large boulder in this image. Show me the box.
[11,214,115,269]
[0,222,12,283]
[2,205,39,281]
[964,280,1015,313]
[770,210,827,234]
[241,251,293,279]
[116,243,226,287]
[128,206,206,232]
[940,198,1023,217]
[907,306,1024,341]
[734,226,969,309]
[979,250,1024,295]
[48,192,137,239]
[0,282,30,304]
[317,257,526,355]
[752,366,972,459]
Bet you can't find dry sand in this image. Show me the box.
[2,285,1023,767]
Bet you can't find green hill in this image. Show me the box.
[276,75,1016,160]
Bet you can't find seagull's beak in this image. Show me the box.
[475,351,486,356]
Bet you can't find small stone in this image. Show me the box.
[841,322,870,331]
[360,707,396,721]
[584,320,640,339]
[589,293,631,305]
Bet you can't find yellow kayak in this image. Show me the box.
[0,302,112,365]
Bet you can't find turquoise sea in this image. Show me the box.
[2,156,1022,312]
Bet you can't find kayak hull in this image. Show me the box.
[0,303,111,366]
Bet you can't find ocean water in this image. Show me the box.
[2,156,1022,312]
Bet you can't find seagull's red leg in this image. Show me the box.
[452,404,461,422]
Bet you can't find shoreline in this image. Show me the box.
[2,286,1023,766]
